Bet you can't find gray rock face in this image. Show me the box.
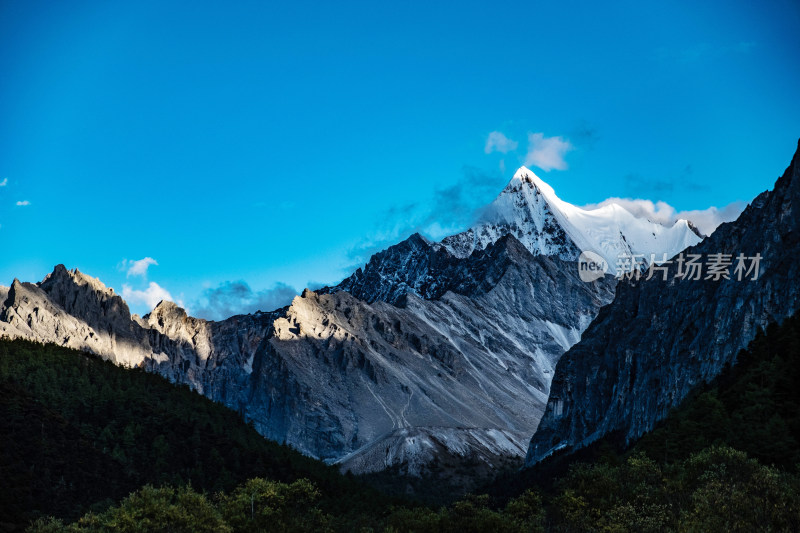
[150,235,614,465]
[252,238,614,463]
[1,165,703,476]
[326,229,577,306]
[0,236,614,473]
[0,267,153,367]
[322,233,455,305]
[526,140,800,466]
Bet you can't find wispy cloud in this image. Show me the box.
[426,167,505,228]
[123,257,158,277]
[15,200,30,206]
[670,203,748,236]
[192,280,298,321]
[0,178,7,187]
[484,131,518,154]
[524,133,573,172]
[122,281,174,311]
[346,167,505,266]
[583,197,746,236]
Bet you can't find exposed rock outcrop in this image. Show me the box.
[0,236,613,471]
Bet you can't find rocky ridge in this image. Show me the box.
[0,236,613,473]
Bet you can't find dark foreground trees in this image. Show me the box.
[9,309,800,531]
[26,447,800,532]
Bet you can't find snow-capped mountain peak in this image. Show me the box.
[441,166,703,273]
[508,165,560,200]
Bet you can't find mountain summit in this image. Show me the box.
[442,167,703,273]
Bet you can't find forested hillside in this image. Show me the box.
[5,308,800,531]
[483,310,800,531]
[0,338,388,530]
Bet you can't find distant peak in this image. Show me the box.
[152,300,183,313]
[145,300,190,324]
[42,264,71,283]
[513,165,531,176]
[387,232,433,252]
[508,165,555,193]
[490,233,532,256]
[41,264,110,294]
[43,264,76,281]
[7,278,35,305]
[684,219,706,239]
[511,165,546,185]
[502,166,571,216]
[509,166,538,188]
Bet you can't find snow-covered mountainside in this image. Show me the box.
[442,167,703,273]
[0,166,704,479]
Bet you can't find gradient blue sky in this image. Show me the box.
[1,0,798,317]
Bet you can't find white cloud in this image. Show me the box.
[583,198,677,224]
[0,178,7,187]
[672,203,748,236]
[125,257,158,277]
[16,200,30,206]
[524,132,573,171]
[346,167,504,266]
[583,197,747,236]
[484,131,518,154]
[422,221,469,241]
[122,282,174,311]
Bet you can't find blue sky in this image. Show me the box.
[1,0,798,318]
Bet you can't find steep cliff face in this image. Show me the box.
[0,266,281,376]
[151,235,615,465]
[326,233,451,304]
[327,227,578,306]
[0,236,614,471]
[142,301,282,414]
[526,140,800,466]
[0,267,153,367]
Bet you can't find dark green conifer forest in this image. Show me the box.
[3,309,800,531]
